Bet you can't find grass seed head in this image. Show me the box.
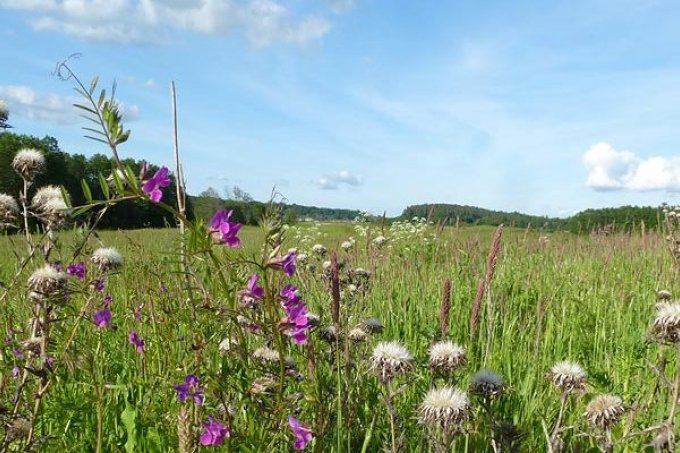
[419,386,471,431]
[429,341,467,373]
[549,361,587,393]
[584,394,625,429]
[12,148,45,180]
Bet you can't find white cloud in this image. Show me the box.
[583,142,680,192]
[0,85,140,125]
[0,0,332,46]
[316,170,362,190]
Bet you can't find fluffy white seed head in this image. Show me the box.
[91,247,124,272]
[470,370,506,398]
[12,149,45,180]
[652,303,680,344]
[370,341,413,383]
[27,265,68,303]
[419,387,471,431]
[341,240,353,250]
[32,186,70,229]
[549,361,587,393]
[252,346,280,364]
[584,395,625,429]
[348,327,368,342]
[32,186,65,208]
[429,341,467,373]
[312,244,327,255]
[0,193,19,226]
[372,235,387,247]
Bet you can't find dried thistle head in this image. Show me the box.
[651,302,680,344]
[360,317,383,334]
[319,325,341,343]
[658,290,673,301]
[31,185,70,229]
[91,247,124,272]
[584,394,625,429]
[348,327,368,342]
[370,341,412,384]
[549,361,587,393]
[12,148,45,180]
[252,346,280,365]
[6,417,32,443]
[0,193,19,227]
[419,387,471,431]
[27,265,68,303]
[429,341,467,373]
[470,370,506,399]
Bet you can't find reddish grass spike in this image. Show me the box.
[469,225,503,338]
[330,250,341,327]
[440,278,452,339]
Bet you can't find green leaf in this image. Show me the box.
[120,403,137,453]
[72,205,95,217]
[98,173,110,200]
[125,166,139,190]
[80,179,93,203]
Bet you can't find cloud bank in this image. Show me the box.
[316,170,362,190]
[583,142,680,192]
[0,0,334,46]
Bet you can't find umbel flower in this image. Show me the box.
[470,370,506,398]
[0,193,19,227]
[27,265,68,303]
[584,395,625,429]
[419,387,471,431]
[12,148,45,180]
[429,341,467,373]
[370,341,413,383]
[549,361,587,393]
[91,247,124,272]
[651,302,680,344]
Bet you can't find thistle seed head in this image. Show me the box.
[549,361,587,393]
[12,148,45,180]
[419,387,471,431]
[91,247,124,272]
[370,341,412,383]
[429,341,467,373]
[27,265,68,303]
[470,370,506,398]
[584,394,625,429]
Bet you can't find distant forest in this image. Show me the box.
[0,130,664,233]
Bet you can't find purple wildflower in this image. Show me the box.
[92,278,105,292]
[142,166,171,203]
[279,285,310,345]
[209,209,241,247]
[47,356,54,367]
[12,366,20,378]
[238,273,264,308]
[173,374,204,405]
[289,417,313,450]
[199,417,230,446]
[12,347,23,358]
[93,309,112,328]
[103,294,112,306]
[66,262,86,280]
[269,252,297,277]
[128,331,145,354]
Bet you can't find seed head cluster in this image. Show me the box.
[31,185,70,229]
[0,193,19,227]
[419,387,471,431]
[91,247,124,272]
[27,265,68,303]
[12,148,45,180]
[584,395,625,429]
[370,341,413,383]
[549,361,587,393]
[429,341,467,373]
[651,302,680,344]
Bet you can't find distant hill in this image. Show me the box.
[401,203,566,229]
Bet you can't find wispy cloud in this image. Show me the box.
[583,142,680,192]
[0,84,140,125]
[1,0,332,46]
[316,170,362,190]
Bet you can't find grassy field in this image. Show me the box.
[0,220,677,452]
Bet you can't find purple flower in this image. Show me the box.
[209,209,241,247]
[92,278,105,292]
[93,309,112,328]
[269,252,297,277]
[142,166,171,203]
[199,417,230,446]
[173,374,204,405]
[103,294,112,306]
[279,285,310,345]
[238,273,264,308]
[47,356,54,367]
[128,331,145,354]
[289,417,313,450]
[12,347,23,358]
[67,262,86,280]
[12,366,20,378]
[159,283,168,294]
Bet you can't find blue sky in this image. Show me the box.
[2,0,680,217]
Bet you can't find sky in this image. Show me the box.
[2,0,680,217]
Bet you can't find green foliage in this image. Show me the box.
[566,205,660,234]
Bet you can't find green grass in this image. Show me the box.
[0,222,676,452]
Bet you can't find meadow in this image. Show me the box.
[1,216,678,452]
